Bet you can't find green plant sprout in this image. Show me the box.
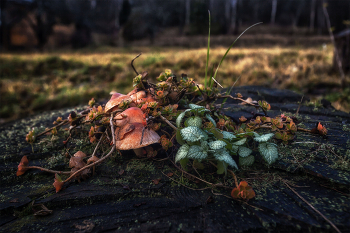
[175,103,278,175]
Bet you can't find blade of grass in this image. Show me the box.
[219,75,241,111]
[204,10,211,90]
[212,22,263,82]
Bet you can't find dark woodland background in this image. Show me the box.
[0,0,349,124]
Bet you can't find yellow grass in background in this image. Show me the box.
[1,45,349,123]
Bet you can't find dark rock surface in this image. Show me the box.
[0,86,349,233]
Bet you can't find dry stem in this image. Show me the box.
[281,179,341,233]
[26,166,71,175]
[159,115,177,130]
[64,113,117,183]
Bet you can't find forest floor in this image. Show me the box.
[1,40,349,124]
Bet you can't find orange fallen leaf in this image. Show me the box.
[317,122,327,135]
[17,156,29,176]
[231,181,255,201]
[167,172,174,177]
[53,174,64,193]
[239,116,247,122]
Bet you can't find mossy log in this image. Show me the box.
[0,86,349,233]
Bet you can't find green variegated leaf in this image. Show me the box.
[253,132,260,137]
[189,104,205,110]
[222,131,236,140]
[214,149,238,170]
[206,128,224,139]
[181,126,208,142]
[238,146,252,157]
[198,108,210,114]
[175,144,190,162]
[185,116,202,128]
[205,114,216,126]
[254,133,274,142]
[176,109,191,128]
[176,130,185,145]
[258,142,278,165]
[230,145,239,153]
[217,161,228,175]
[232,138,247,146]
[201,141,209,152]
[187,145,208,160]
[208,140,227,150]
[179,158,189,170]
[239,155,255,166]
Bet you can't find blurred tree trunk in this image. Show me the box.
[317,1,324,34]
[230,0,237,34]
[310,0,316,32]
[0,0,8,50]
[209,0,214,13]
[185,0,190,27]
[292,1,304,28]
[253,1,259,23]
[225,0,230,32]
[115,0,122,29]
[225,0,238,34]
[271,0,277,25]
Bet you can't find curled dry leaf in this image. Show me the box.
[167,172,174,177]
[239,116,247,123]
[87,155,99,165]
[152,178,161,185]
[118,169,125,175]
[69,157,85,169]
[239,97,257,105]
[70,167,90,178]
[17,156,29,176]
[231,181,256,201]
[32,202,53,216]
[74,151,87,158]
[74,220,95,232]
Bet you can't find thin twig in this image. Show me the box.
[64,114,116,183]
[192,162,203,179]
[161,171,210,191]
[296,95,304,116]
[131,53,142,75]
[160,129,171,138]
[169,159,232,189]
[26,166,71,175]
[210,189,264,211]
[211,77,223,88]
[159,115,177,130]
[281,179,341,233]
[91,134,104,158]
[209,161,238,188]
[219,95,258,107]
[36,120,69,137]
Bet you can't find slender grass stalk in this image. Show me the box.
[219,75,241,111]
[204,10,211,90]
[212,22,263,82]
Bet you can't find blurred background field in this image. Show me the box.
[1,0,349,123]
